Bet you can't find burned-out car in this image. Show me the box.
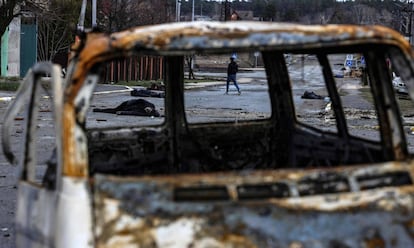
[4,21,414,247]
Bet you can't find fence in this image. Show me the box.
[101,56,164,83]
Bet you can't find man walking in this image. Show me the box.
[225,55,241,95]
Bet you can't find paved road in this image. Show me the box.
[0,97,17,248]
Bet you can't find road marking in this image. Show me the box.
[93,87,132,95]
[0,96,14,102]
[0,87,133,102]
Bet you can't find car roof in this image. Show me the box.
[102,21,412,55]
[69,21,413,90]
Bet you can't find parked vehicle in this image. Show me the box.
[3,21,414,247]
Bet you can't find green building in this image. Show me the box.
[1,15,37,77]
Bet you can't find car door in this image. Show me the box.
[2,63,62,247]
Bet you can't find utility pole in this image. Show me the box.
[176,0,181,22]
[220,0,231,21]
[77,0,97,31]
[92,0,97,28]
[192,0,195,21]
[397,1,414,45]
[77,0,87,31]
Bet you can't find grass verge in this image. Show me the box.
[0,77,21,91]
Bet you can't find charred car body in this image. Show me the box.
[3,21,414,247]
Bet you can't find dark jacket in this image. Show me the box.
[227,61,238,75]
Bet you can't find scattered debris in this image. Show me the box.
[131,88,165,98]
[301,91,324,99]
[1,227,9,237]
[393,76,409,96]
[147,82,165,91]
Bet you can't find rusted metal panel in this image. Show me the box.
[55,177,94,247]
[15,182,57,248]
[93,162,414,247]
[62,72,101,177]
[15,177,94,248]
[1,62,63,182]
[108,22,412,53]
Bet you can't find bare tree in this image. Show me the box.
[37,10,71,61]
[98,0,174,32]
[0,0,21,38]
[352,4,374,25]
[35,1,81,63]
[99,0,134,32]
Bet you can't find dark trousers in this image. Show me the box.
[226,74,240,92]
